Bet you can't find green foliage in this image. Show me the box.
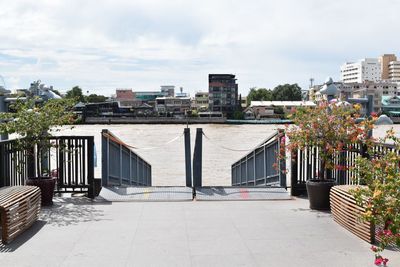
[246,84,302,106]
[0,98,75,137]
[351,129,400,261]
[247,87,273,105]
[272,84,302,101]
[273,107,284,115]
[65,86,85,103]
[87,94,107,103]
[0,98,76,176]
[233,110,245,120]
[190,110,199,117]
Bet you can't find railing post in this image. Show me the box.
[149,165,152,186]
[244,156,249,185]
[253,150,256,185]
[58,139,65,190]
[0,95,8,141]
[119,143,122,186]
[128,150,133,185]
[101,130,109,187]
[278,129,287,188]
[184,128,192,187]
[290,149,299,196]
[27,145,35,179]
[0,143,4,187]
[263,145,267,185]
[193,128,203,187]
[87,137,95,199]
[337,150,346,185]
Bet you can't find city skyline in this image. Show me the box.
[0,0,400,96]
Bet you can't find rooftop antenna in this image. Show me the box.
[309,78,314,88]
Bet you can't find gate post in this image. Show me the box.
[87,136,95,199]
[184,128,192,187]
[290,148,299,196]
[278,129,287,188]
[193,128,202,187]
[27,145,35,180]
[0,95,8,141]
[0,143,4,187]
[101,130,109,187]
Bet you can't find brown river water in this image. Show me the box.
[56,124,400,186]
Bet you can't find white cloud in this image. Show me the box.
[0,0,399,96]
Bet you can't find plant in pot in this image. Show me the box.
[351,129,400,266]
[285,101,373,210]
[0,98,75,205]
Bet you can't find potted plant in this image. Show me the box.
[0,98,75,205]
[351,129,400,266]
[285,101,372,210]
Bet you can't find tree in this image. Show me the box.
[86,94,107,103]
[65,86,85,103]
[247,87,273,105]
[0,98,75,177]
[272,84,302,101]
[233,110,244,120]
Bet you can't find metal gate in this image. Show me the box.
[0,136,96,198]
[101,129,151,187]
[231,129,286,187]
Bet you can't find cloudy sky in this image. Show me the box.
[0,0,399,96]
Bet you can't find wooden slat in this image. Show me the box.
[1,187,41,209]
[0,186,41,244]
[330,185,374,244]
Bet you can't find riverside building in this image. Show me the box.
[310,79,399,113]
[208,74,239,118]
[388,61,400,82]
[380,54,397,80]
[160,85,175,97]
[155,96,191,116]
[340,58,381,83]
[193,92,209,111]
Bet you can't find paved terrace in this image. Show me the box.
[1,197,399,267]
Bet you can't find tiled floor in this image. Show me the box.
[1,197,399,267]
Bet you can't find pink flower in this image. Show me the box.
[382,258,389,266]
[371,246,378,252]
[335,165,347,171]
[375,257,383,265]
[383,229,392,236]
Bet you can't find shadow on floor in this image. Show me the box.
[39,197,111,227]
[0,220,47,252]
[0,197,111,252]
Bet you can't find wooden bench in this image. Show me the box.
[0,186,41,244]
[330,185,375,243]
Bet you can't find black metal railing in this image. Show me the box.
[0,139,30,187]
[0,136,95,198]
[101,129,151,187]
[231,129,286,187]
[291,141,398,196]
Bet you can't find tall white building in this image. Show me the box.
[340,58,381,83]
